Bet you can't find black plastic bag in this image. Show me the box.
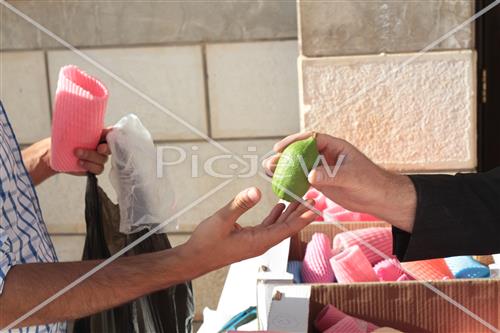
[74,174,194,333]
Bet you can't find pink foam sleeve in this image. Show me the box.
[314,304,347,331]
[50,65,108,172]
[397,273,413,281]
[323,316,378,333]
[330,245,379,283]
[304,188,327,221]
[373,258,404,282]
[333,228,393,265]
[324,199,377,222]
[301,233,335,283]
[401,258,454,281]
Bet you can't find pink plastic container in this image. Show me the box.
[333,227,393,265]
[330,245,379,283]
[50,65,108,172]
[302,233,335,283]
[304,188,328,221]
[401,258,454,281]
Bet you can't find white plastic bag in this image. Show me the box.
[107,114,176,234]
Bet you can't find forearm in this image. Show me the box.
[0,245,199,328]
[363,171,417,233]
[21,138,56,186]
[392,169,500,261]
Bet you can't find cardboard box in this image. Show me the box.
[287,222,500,333]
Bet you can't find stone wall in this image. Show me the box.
[0,1,299,321]
[298,0,476,172]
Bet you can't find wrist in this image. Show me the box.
[22,138,58,185]
[376,172,417,232]
[172,244,211,281]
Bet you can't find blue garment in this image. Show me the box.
[287,260,303,284]
[0,101,66,332]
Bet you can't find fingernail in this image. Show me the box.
[308,169,323,183]
[75,149,83,158]
[247,187,259,201]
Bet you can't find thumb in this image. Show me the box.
[308,166,339,187]
[218,187,261,222]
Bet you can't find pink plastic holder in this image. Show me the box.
[301,233,335,283]
[333,227,393,265]
[314,304,347,331]
[304,188,327,221]
[401,258,454,281]
[50,65,108,172]
[330,245,379,283]
[373,258,404,282]
[324,316,378,333]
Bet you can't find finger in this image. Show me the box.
[100,127,113,141]
[276,201,300,223]
[262,154,280,176]
[273,132,345,155]
[308,165,341,187]
[273,132,313,152]
[79,160,104,175]
[263,209,317,246]
[261,203,286,227]
[97,143,111,155]
[289,199,315,218]
[75,149,108,165]
[218,187,261,222]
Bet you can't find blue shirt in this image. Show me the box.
[0,101,66,332]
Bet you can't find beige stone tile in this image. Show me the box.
[192,266,229,317]
[299,1,473,57]
[300,51,476,171]
[37,174,87,233]
[37,171,115,234]
[1,1,297,50]
[207,41,300,138]
[158,139,280,228]
[0,51,51,144]
[50,235,85,262]
[47,46,207,141]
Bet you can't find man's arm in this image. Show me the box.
[0,187,316,328]
[22,136,110,186]
[393,169,500,261]
[1,247,190,328]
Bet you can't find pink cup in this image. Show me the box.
[304,188,327,221]
[330,245,379,283]
[333,227,393,265]
[315,304,347,331]
[374,258,404,282]
[401,258,454,281]
[302,233,335,283]
[50,65,108,172]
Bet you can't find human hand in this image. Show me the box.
[263,132,416,232]
[182,187,316,275]
[70,128,112,175]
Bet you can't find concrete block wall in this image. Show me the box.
[0,1,299,321]
[298,0,477,172]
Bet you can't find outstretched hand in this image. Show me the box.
[183,187,316,274]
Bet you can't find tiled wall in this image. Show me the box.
[0,1,299,320]
[298,0,477,172]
